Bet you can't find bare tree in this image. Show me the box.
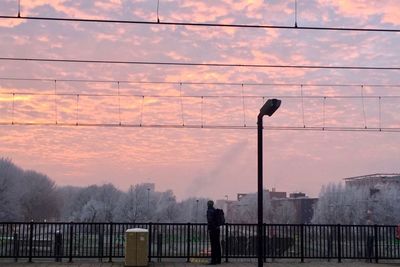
[312,182,400,225]
[19,170,60,221]
[0,158,23,221]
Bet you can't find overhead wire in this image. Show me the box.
[156,0,160,23]
[294,0,298,28]
[0,91,398,132]
[241,84,246,127]
[360,85,367,128]
[2,77,400,88]
[17,0,20,17]
[1,5,398,133]
[300,84,305,127]
[0,122,399,132]
[179,82,185,126]
[1,57,400,71]
[379,96,382,129]
[1,14,400,33]
[1,92,399,99]
[117,81,121,125]
[54,79,57,124]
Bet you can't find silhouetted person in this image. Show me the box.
[207,200,221,265]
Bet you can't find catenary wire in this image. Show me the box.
[0,122,398,132]
[1,57,400,70]
[0,92,399,99]
[0,15,400,33]
[2,77,400,88]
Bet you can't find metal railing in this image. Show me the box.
[1,222,399,262]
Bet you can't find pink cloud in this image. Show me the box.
[319,0,400,25]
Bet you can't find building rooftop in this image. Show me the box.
[343,173,400,181]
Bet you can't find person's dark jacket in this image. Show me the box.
[207,206,218,230]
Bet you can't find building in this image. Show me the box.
[236,188,286,201]
[268,188,287,199]
[272,193,318,224]
[223,188,317,224]
[344,173,400,188]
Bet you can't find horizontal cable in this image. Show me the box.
[1,92,400,99]
[0,15,400,33]
[0,122,398,132]
[1,57,400,70]
[2,77,400,88]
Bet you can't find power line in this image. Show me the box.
[1,15,400,33]
[2,76,400,88]
[0,121,398,132]
[1,92,399,99]
[1,57,400,71]
[2,92,397,132]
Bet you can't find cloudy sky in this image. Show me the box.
[0,0,399,200]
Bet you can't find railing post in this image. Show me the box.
[263,223,267,262]
[28,221,34,263]
[98,224,104,262]
[157,230,162,262]
[337,224,341,263]
[186,223,191,263]
[108,222,113,263]
[225,223,229,263]
[69,222,74,263]
[374,224,379,263]
[54,230,63,262]
[13,232,19,262]
[148,222,152,263]
[300,224,304,263]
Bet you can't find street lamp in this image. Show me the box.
[257,99,281,267]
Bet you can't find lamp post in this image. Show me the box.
[257,99,281,267]
[147,188,150,216]
[195,199,199,223]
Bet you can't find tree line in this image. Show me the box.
[0,158,209,222]
[312,182,400,225]
[1,158,399,224]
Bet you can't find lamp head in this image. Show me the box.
[260,99,281,117]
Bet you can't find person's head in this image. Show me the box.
[207,200,214,208]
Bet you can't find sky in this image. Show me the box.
[0,0,400,201]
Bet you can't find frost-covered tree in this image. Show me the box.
[0,158,60,221]
[69,184,121,222]
[19,170,60,221]
[312,182,400,225]
[95,183,121,222]
[175,198,208,223]
[57,186,81,221]
[369,185,400,224]
[229,192,273,223]
[0,158,23,220]
[114,184,157,222]
[154,190,178,222]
